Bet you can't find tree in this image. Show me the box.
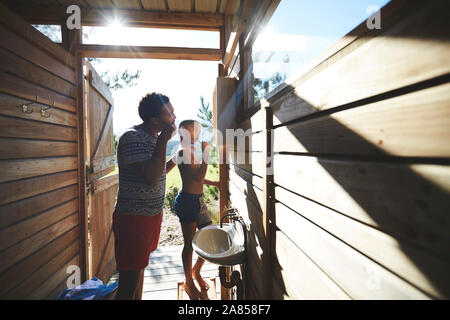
[196,96,218,164]
[253,72,287,102]
[101,69,142,91]
[86,58,142,91]
[32,25,61,43]
[197,96,213,129]
[113,134,118,154]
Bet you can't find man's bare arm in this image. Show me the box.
[166,155,177,174]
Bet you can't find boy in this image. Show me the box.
[174,120,219,300]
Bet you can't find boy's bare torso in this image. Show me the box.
[178,147,204,194]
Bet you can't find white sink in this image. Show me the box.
[192,223,246,266]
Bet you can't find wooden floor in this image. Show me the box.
[110,245,221,300]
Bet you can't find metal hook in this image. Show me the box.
[40,99,53,118]
[19,96,38,114]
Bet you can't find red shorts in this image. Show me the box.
[112,210,162,271]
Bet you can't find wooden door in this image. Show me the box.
[85,61,118,283]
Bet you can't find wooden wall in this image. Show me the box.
[227,0,450,299]
[0,5,83,299]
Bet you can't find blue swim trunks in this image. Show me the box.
[174,191,212,228]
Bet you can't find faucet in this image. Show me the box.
[220,208,239,228]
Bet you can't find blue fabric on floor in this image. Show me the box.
[56,277,118,300]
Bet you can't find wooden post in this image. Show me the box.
[262,101,274,299]
[62,22,89,282]
[72,28,89,283]
[218,62,232,300]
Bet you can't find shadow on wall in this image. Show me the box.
[233,0,450,299]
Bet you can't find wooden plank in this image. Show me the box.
[92,155,117,174]
[89,166,116,183]
[0,92,78,127]
[243,235,264,297]
[0,157,78,183]
[0,138,77,160]
[0,184,78,229]
[273,83,450,157]
[86,61,117,282]
[81,44,223,61]
[88,64,114,106]
[75,43,89,283]
[232,131,264,153]
[229,181,265,252]
[273,230,351,300]
[28,254,80,300]
[89,102,113,163]
[0,3,75,70]
[230,164,263,191]
[143,268,219,285]
[237,108,263,133]
[82,0,115,8]
[0,26,76,84]
[246,275,261,300]
[0,199,78,251]
[243,0,280,49]
[0,213,79,273]
[261,105,274,299]
[0,116,77,142]
[0,170,78,206]
[275,202,430,299]
[91,174,118,194]
[12,5,224,30]
[112,0,141,9]
[145,264,218,278]
[141,0,167,11]
[90,183,118,282]
[230,151,265,178]
[223,0,259,71]
[0,71,76,113]
[168,0,193,12]
[230,187,265,280]
[219,198,264,297]
[4,241,79,299]
[271,274,289,300]
[177,277,219,300]
[195,0,217,13]
[0,227,79,298]
[276,186,450,299]
[0,48,76,99]
[272,155,450,261]
[269,0,450,126]
[229,168,264,207]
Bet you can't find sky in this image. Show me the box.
[83,0,391,138]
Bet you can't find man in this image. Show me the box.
[112,92,177,300]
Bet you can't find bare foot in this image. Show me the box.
[184,281,201,300]
[193,271,210,292]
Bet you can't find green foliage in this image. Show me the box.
[102,69,142,91]
[32,25,61,43]
[204,185,219,201]
[196,96,219,165]
[164,186,179,212]
[254,72,287,102]
[113,134,118,154]
[197,96,213,129]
